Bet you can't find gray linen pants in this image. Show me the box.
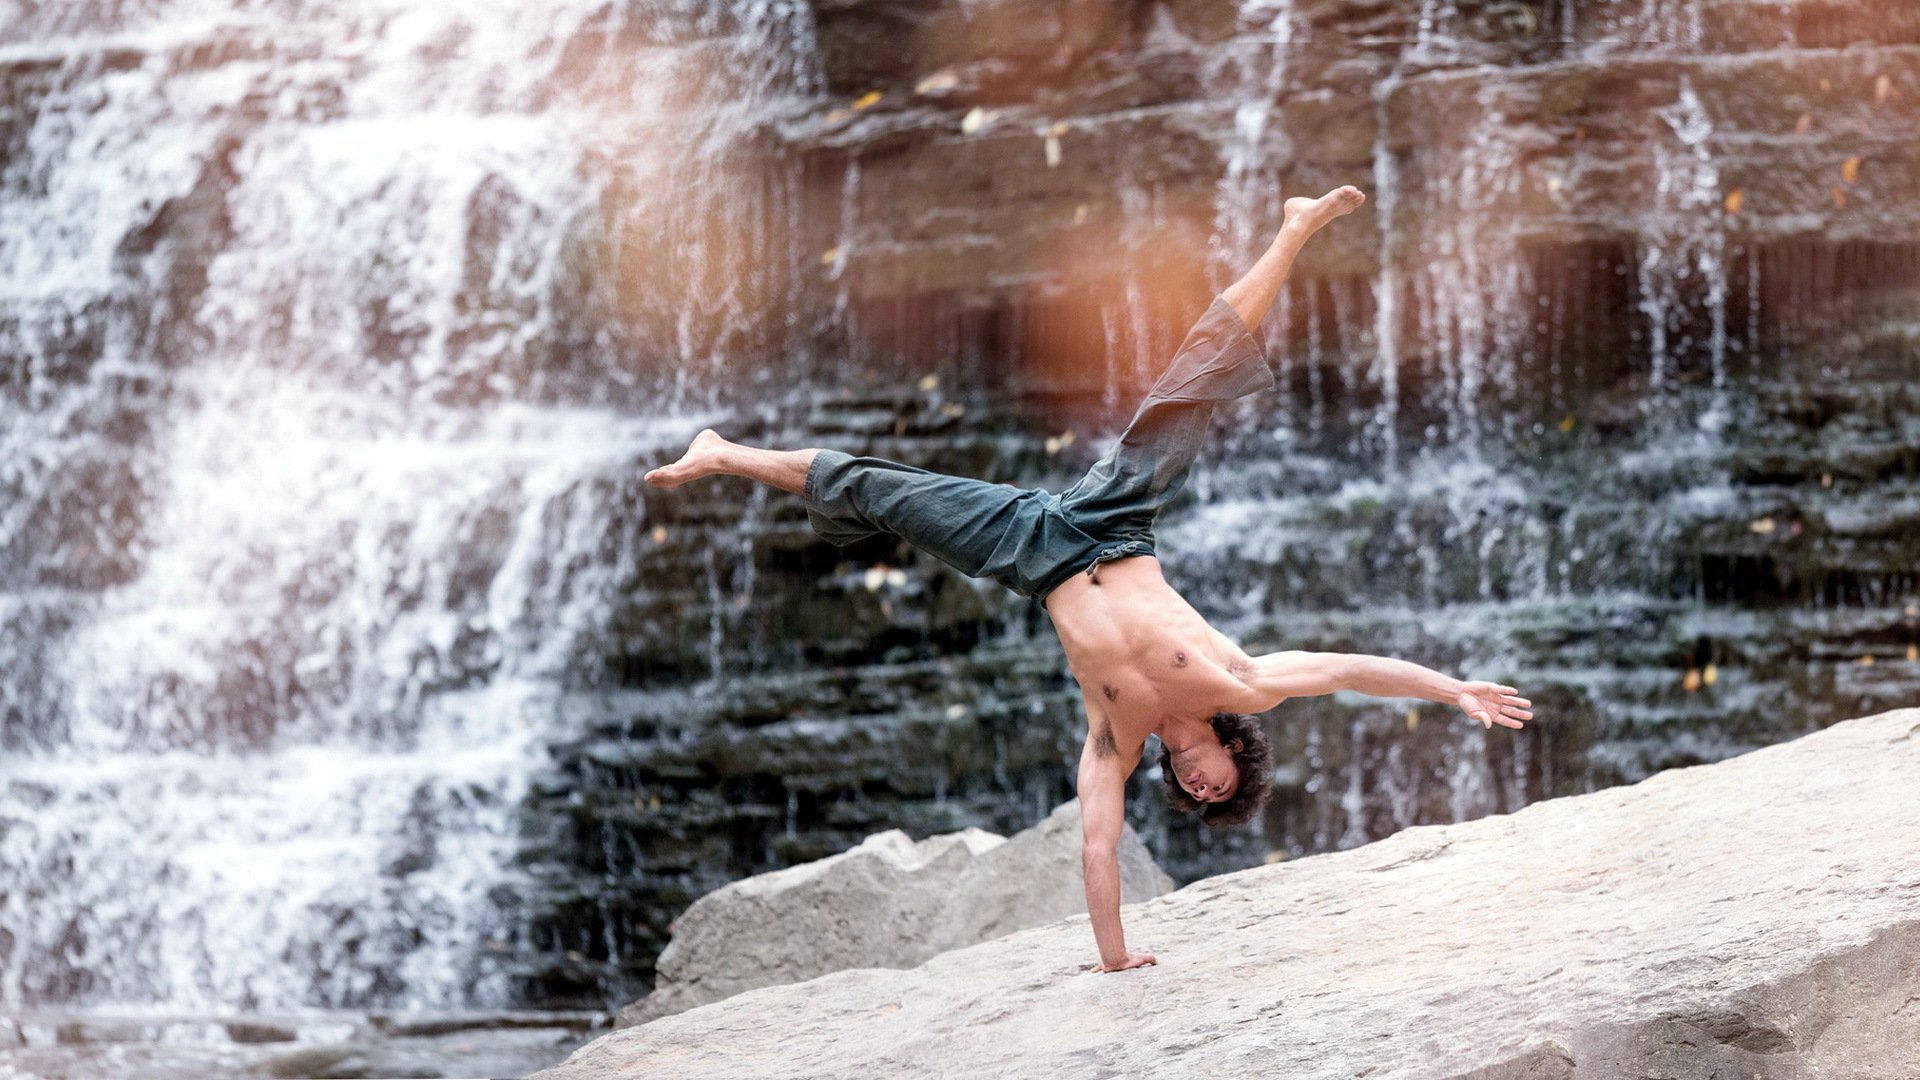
[802,296,1273,599]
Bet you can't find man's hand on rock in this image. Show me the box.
[1091,951,1157,974]
[1456,682,1532,730]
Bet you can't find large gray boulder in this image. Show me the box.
[617,799,1175,1026]
[544,708,1920,1079]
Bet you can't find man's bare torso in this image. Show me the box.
[1043,555,1253,761]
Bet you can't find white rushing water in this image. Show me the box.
[0,0,817,1010]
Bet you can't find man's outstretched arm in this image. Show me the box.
[1223,651,1533,730]
[1077,744,1156,974]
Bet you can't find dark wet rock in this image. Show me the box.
[222,1020,298,1044]
[0,1009,604,1080]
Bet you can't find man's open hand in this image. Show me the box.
[1092,951,1158,973]
[1456,682,1532,729]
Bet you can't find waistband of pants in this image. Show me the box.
[1034,539,1156,602]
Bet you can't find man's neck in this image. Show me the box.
[1155,713,1215,753]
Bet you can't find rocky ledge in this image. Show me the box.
[537,708,1920,1080]
[619,799,1173,1025]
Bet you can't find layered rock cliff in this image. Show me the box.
[537,708,1920,1079]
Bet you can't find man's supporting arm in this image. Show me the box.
[1225,651,1533,729]
[1077,749,1156,973]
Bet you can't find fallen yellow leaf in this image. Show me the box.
[1724,188,1744,214]
[852,90,883,111]
[939,402,966,418]
[960,107,995,134]
[1821,473,1833,488]
[1703,662,1719,687]
[1820,77,1832,92]
[819,245,841,266]
[1558,414,1577,433]
[1683,667,1702,693]
[917,372,939,391]
[1405,708,1420,732]
[649,793,661,810]
[1074,203,1090,224]
[1908,643,1918,662]
[826,108,849,124]
[1832,185,1848,208]
[1749,517,1776,535]
[1044,430,1077,455]
[1044,134,1061,168]
[650,525,668,543]
[1877,74,1896,102]
[1842,157,1862,184]
[1263,850,1289,865]
[1795,113,1813,135]
[1858,654,1877,667]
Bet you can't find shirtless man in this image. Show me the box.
[645,185,1533,974]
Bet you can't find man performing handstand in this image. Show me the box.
[645,185,1533,974]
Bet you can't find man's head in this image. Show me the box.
[1157,711,1273,828]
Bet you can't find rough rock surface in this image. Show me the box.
[617,799,1174,1026]
[541,709,1920,1079]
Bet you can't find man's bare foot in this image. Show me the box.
[1281,185,1367,237]
[645,428,731,487]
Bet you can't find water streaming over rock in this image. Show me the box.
[0,0,820,1011]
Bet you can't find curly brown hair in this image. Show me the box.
[1157,712,1273,829]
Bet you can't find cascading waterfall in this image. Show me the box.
[1641,77,1733,421]
[0,0,819,1011]
[1207,0,1297,279]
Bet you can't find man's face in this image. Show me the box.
[1171,738,1241,804]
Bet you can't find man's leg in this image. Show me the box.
[645,429,813,493]
[1059,185,1366,537]
[647,430,1078,597]
[1224,185,1368,332]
